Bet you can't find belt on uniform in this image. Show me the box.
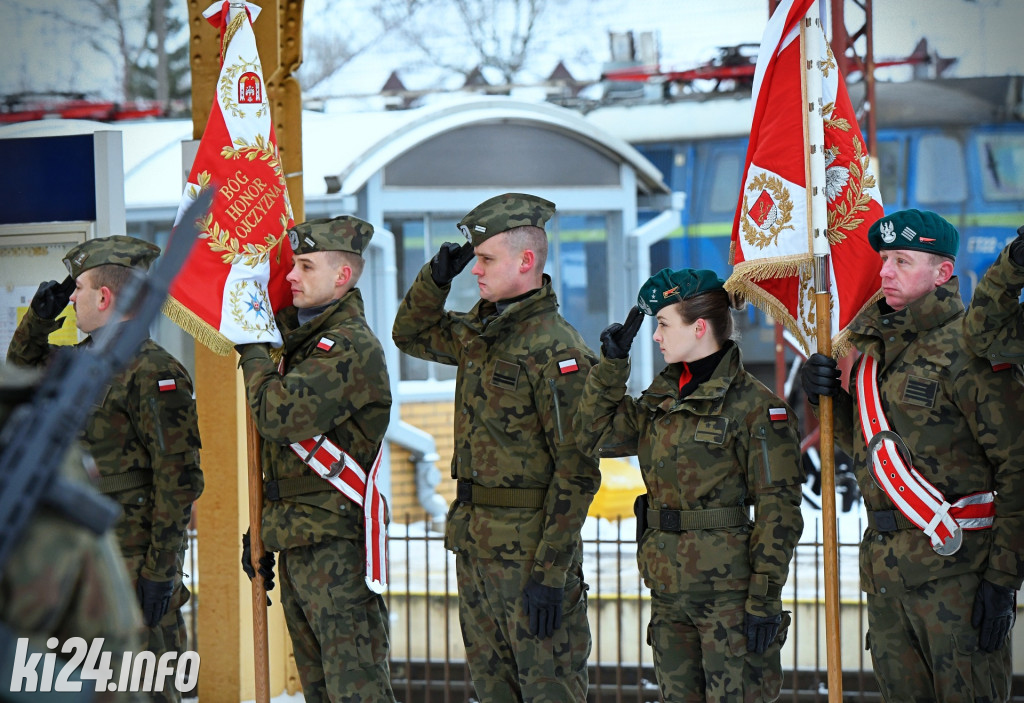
[456,481,546,509]
[867,509,917,532]
[646,506,751,532]
[264,476,335,502]
[97,469,153,494]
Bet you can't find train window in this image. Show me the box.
[709,152,743,213]
[914,135,967,204]
[977,133,1024,201]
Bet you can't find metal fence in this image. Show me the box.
[185,514,1024,703]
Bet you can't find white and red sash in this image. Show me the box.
[856,354,994,555]
[289,436,387,593]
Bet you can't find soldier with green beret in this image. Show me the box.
[237,215,396,702]
[7,235,204,703]
[575,268,803,702]
[801,209,1024,701]
[963,224,1024,365]
[393,193,600,702]
[0,362,146,702]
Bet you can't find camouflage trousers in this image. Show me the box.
[455,554,591,703]
[278,539,395,703]
[647,589,789,703]
[866,571,1012,703]
[121,552,190,703]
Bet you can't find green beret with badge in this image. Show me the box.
[867,208,959,260]
[288,215,374,256]
[637,267,726,316]
[457,192,555,246]
[63,235,161,279]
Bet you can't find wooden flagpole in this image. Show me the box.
[246,411,271,703]
[801,6,844,700]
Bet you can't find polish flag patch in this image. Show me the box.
[558,358,579,374]
[991,361,1012,372]
[158,379,177,392]
[317,337,335,351]
[768,407,788,421]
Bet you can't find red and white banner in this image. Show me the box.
[726,0,883,358]
[164,0,294,354]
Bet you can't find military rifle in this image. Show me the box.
[0,190,212,577]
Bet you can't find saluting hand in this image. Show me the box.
[430,242,475,287]
[30,276,75,320]
[600,306,644,359]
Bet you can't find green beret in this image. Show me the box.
[637,268,725,316]
[288,215,374,256]
[457,192,555,246]
[867,209,959,260]
[63,235,161,279]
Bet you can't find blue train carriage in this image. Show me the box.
[586,75,1024,369]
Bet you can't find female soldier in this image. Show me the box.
[574,268,804,703]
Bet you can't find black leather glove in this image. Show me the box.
[600,306,644,359]
[30,276,75,320]
[241,530,276,591]
[1009,225,1024,267]
[745,611,782,654]
[522,578,564,639]
[971,580,1016,652]
[136,576,174,627]
[430,241,475,287]
[800,352,841,405]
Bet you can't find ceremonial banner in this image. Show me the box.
[164,0,294,354]
[727,0,883,357]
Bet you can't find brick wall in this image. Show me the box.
[388,400,457,523]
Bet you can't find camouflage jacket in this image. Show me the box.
[7,310,204,583]
[392,265,601,589]
[963,244,1024,364]
[830,278,1024,593]
[575,342,803,616]
[238,288,392,552]
[0,445,145,702]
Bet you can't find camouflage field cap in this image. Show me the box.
[288,215,374,256]
[637,267,725,315]
[868,209,959,260]
[457,192,555,246]
[63,235,161,279]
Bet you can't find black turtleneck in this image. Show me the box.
[678,342,730,399]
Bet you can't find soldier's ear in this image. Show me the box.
[935,259,954,286]
[519,249,535,273]
[97,286,114,312]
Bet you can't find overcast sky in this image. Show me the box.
[0,0,1021,101]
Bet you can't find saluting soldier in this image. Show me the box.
[801,209,1024,702]
[236,216,396,703]
[963,225,1024,364]
[575,269,803,702]
[7,236,204,703]
[0,362,146,703]
[392,193,601,703]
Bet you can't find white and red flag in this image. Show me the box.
[164,0,294,354]
[726,0,883,357]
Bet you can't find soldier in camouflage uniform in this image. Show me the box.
[801,209,1024,702]
[7,236,204,703]
[575,268,803,703]
[236,215,395,703]
[963,225,1024,365]
[392,193,601,703]
[0,363,145,703]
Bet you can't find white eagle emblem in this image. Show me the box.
[459,224,472,242]
[879,221,896,244]
[288,229,299,251]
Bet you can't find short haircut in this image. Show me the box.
[503,225,548,269]
[326,249,365,283]
[87,264,135,295]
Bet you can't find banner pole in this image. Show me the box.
[802,7,843,700]
[246,410,271,703]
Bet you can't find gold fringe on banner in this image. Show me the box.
[163,296,235,356]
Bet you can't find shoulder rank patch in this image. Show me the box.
[693,416,728,444]
[768,407,788,422]
[558,358,580,374]
[901,374,938,408]
[491,359,521,390]
[158,379,177,392]
[316,337,335,351]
